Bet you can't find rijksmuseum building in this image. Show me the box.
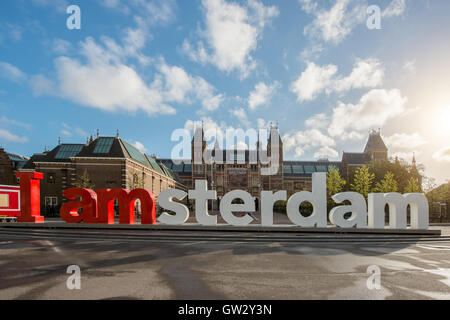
[159,126,389,198]
[0,127,388,216]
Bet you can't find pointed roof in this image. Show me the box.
[364,130,387,153]
[342,152,371,165]
[23,136,179,182]
[191,123,206,143]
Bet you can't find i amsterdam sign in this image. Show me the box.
[15,171,430,231]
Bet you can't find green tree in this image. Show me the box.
[327,165,346,197]
[404,176,421,193]
[368,158,424,193]
[350,165,375,198]
[128,173,145,190]
[373,171,398,193]
[74,170,95,189]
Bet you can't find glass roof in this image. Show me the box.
[292,165,304,174]
[147,156,164,174]
[122,140,148,165]
[283,165,292,174]
[93,137,115,154]
[160,160,173,169]
[304,166,316,173]
[172,163,184,172]
[55,144,83,159]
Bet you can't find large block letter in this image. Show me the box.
[329,192,367,228]
[188,180,217,225]
[287,173,327,228]
[158,189,189,225]
[220,190,255,226]
[16,171,44,223]
[261,191,286,227]
[368,193,429,230]
[96,189,115,224]
[97,189,156,225]
[60,188,98,223]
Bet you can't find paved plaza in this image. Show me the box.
[0,224,449,300]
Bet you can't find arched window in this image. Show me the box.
[133,174,138,187]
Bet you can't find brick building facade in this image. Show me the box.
[0,148,28,186]
[159,127,389,199]
[5,127,389,216]
[23,136,184,216]
[160,126,344,199]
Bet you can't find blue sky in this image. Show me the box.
[0,0,449,184]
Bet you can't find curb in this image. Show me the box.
[0,222,441,236]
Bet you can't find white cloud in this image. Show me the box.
[29,74,56,96]
[98,0,130,13]
[155,59,224,112]
[0,23,24,43]
[30,0,69,13]
[135,0,177,25]
[133,140,147,153]
[194,78,224,112]
[391,151,419,162]
[283,129,336,159]
[300,0,407,44]
[36,34,223,116]
[298,0,317,14]
[257,118,272,130]
[302,0,367,45]
[52,38,72,55]
[75,128,88,137]
[328,89,408,139]
[291,62,337,102]
[291,58,384,102]
[183,0,279,78]
[0,117,31,130]
[305,113,329,129]
[433,147,450,163]
[299,44,324,61]
[0,62,27,83]
[294,147,305,158]
[384,132,426,150]
[231,108,251,126]
[85,31,150,66]
[184,117,235,142]
[383,0,406,18]
[333,58,384,92]
[248,81,279,110]
[314,146,339,159]
[0,129,28,143]
[60,123,88,138]
[54,55,176,116]
[98,0,177,22]
[403,60,416,74]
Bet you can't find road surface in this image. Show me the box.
[0,226,449,300]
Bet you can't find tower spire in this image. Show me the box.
[214,126,220,150]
